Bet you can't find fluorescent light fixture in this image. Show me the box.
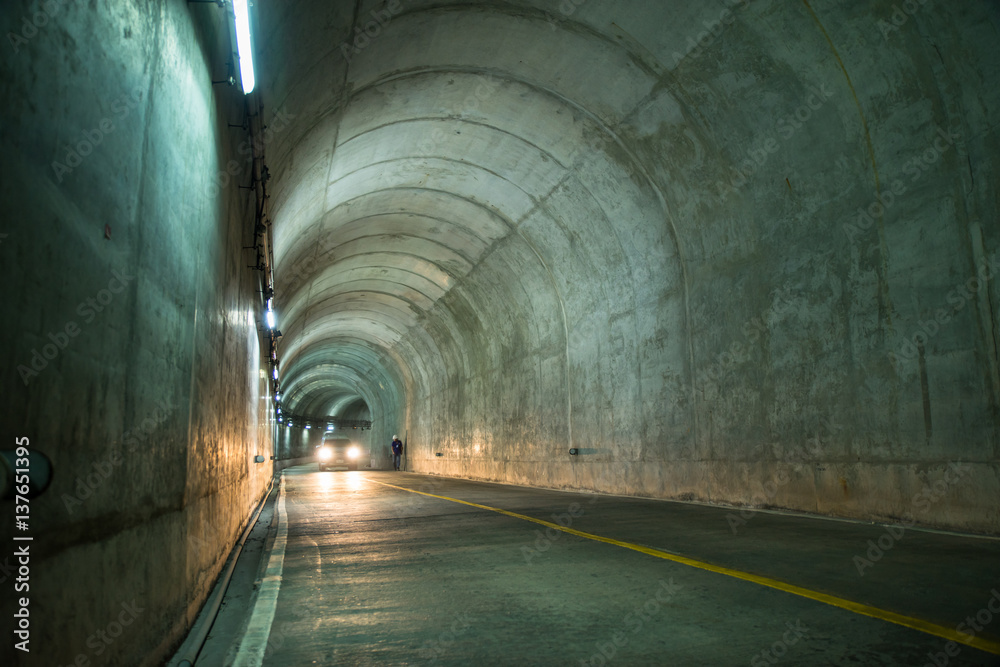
[305,425,311,430]
[266,309,276,329]
[278,417,283,423]
[233,0,256,94]
[326,424,334,431]
[272,368,278,380]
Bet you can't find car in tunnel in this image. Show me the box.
[316,434,362,471]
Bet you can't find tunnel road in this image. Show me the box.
[230,468,1000,666]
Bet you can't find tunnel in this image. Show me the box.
[1,0,999,665]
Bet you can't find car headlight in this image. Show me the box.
[318,447,333,461]
[347,446,360,460]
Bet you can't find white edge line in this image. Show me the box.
[233,475,288,666]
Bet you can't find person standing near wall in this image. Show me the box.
[391,435,403,471]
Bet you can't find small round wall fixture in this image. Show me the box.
[0,448,53,499]
[569,448,579,456]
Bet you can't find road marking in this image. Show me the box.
[233,475,288,666]
[368,477,1000,656]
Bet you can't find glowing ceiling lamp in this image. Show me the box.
[233,0,256,94]
[265,297,276,330]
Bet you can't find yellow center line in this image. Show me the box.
[366,477,1000,656]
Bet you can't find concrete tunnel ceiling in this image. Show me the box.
[266,0,689,422]
[255,0,999,508]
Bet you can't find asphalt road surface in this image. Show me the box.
[219,467,1000,666]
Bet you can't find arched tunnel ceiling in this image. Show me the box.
[255,0,994,430]
[261,0,693,419]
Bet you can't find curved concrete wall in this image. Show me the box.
[262,1,1000,533]
[3,1,998,663]
[1,1,274,664]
